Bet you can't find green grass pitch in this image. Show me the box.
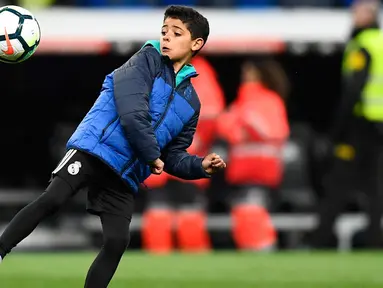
[1,252,383,287]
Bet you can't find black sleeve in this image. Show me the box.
[330,48,371,141]
[160,112,211,180]
[113,48,161,164]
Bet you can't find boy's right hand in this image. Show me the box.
[150,158,164,175]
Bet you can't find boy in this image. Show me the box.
[0,5,226,287]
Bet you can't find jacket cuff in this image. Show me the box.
[196,157,211,178]
[142,148,161,164]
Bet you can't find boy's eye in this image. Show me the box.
[175,33,181,37]
[161,31,166,36]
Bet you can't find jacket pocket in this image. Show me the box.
[100,116,119,143]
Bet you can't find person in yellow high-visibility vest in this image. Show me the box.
[312,0,383,249]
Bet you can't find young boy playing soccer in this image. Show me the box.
[0,5,226,287]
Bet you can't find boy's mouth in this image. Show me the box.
[162,47,170,52]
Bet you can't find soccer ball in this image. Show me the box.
[0,5,41,64]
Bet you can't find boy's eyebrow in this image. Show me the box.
[162,24,184,31]
[173,25,184,31]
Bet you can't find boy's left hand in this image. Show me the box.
[202,153,227,175]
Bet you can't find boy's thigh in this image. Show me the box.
[51,149,98,191]
[87,164,135,221]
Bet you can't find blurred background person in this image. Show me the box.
[312,0,383,249]
[142,55,225,254]
[216,59,290,251]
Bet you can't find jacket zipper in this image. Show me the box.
[152,68,177,131]
[120,93,175,175]
[120,72,197,175]
[100,116,119,141]
[153,89,175,131]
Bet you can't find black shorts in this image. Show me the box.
[52,149,135,220]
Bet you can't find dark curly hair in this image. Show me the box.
[164,5,210,52]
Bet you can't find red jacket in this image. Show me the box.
[217,82,289,187]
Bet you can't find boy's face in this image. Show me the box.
[161,17,204,62]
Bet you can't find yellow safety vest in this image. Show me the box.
[343,29,383,121]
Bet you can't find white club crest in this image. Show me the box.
[68,161,82,175]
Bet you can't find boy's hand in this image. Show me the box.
[150,158,164,175]
[202,153,227,175]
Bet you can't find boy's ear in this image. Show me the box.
[191,38,204,53]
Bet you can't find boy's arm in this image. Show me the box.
[160,112,211,180]
[113,49,161,164]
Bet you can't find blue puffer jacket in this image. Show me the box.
[67,40,209,192]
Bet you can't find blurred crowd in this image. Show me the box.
[0,0,371,8]
[139,0,383,252]
[140,56,290,252]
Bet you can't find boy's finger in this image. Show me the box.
[210,153,218,159]
[213,161,227,168]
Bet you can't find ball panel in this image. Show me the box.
[0,11,20,35]
[0,39,6,52]
[21,18,40,47]
[0,38,24,61]
[17,47,37,63]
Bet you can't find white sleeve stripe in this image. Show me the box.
[52,149,77,174]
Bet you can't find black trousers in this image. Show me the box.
[312,118,383,248]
